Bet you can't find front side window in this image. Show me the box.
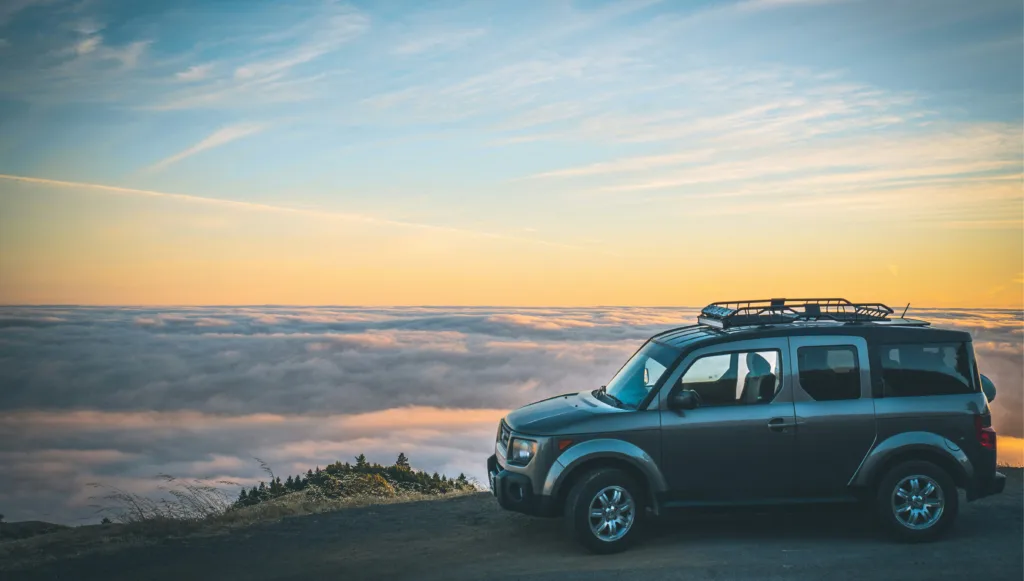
[880,342,975,397]
[680,350,781,405]
[604,341,680,409]
[797,345,860,401]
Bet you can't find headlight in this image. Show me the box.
[508,437,537,466]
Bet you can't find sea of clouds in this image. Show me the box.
[1,306,1020,523]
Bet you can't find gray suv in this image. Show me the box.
[487,298,1006,553]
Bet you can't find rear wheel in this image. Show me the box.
[876,460,958,542]
[563,468,643,554]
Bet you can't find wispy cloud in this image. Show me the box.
[146,7,367,110]
[528,150,718,179]
[146,124,265,172]
[175,63,214,82]
[73,35,100,55]
[393,28,486,55]
[0,174,591,251]
[234,8,369,80]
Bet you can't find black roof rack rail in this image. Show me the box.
[697,298,897,329]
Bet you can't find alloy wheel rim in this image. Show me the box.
[891,474,944,530]
[588,485,635,542]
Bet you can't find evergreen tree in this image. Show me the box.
[238,452,475,508]
[395,453,411,470]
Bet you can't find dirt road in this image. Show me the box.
[6,469,1022,581]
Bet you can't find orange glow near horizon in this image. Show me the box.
[1,177,1020,308]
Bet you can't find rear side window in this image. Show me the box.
[880,342,976,397]
[797,345,860,401]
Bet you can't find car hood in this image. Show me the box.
[504,391,602,435]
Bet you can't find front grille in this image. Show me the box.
[498,421,511,452]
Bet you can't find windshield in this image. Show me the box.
[604,341,681,409]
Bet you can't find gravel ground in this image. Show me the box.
[5,468,1021,581]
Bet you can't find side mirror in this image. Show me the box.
[669,390,700,410]
[981,374,996,403]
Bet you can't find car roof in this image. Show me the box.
[651,320,972,351]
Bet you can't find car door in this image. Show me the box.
[788,334,876,499]
[658,338,797,503]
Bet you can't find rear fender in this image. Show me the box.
[850,431,973,488]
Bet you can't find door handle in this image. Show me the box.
[767,417,795,432]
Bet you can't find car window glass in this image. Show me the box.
[644,358,667,387]
[681,350,780,405]
[605,341,680,409]
[796,345,860,401]
[881,342,975,397]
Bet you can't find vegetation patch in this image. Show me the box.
[0,454,480,570]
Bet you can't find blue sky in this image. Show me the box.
[0,0,1021,306]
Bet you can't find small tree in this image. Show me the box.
[101,517,112,525]
[395,453,411,471]
[285,475,295,490]
[355,454,369,471]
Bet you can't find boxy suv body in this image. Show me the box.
[487,299,1006,553]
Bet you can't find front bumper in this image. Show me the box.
[487,454,556,517]
[969,471,1006,501]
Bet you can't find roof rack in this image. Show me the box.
[697,298,897,329]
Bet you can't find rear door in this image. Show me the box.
[789,335,876,498]
[659,337,797,502]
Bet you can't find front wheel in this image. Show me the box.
[876,460,959,542]
[564,468,643,554]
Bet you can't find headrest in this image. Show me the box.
[746,352,771,375]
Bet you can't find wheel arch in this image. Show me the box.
[543,439,667,515]
[851,431,973,491]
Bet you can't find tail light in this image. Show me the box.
[975,414,996,450]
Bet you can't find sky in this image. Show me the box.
[0,0,1020,307]
[1,305,1021,523]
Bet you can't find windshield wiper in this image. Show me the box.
[594,387,626,409]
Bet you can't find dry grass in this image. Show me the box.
[89,474,236,527]
[1,461,479,569]
[209,487,478,531]
[0,470,479,571]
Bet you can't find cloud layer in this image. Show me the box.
[0,306,1020,523]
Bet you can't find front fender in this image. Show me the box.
[542,438,667,504]
[850,431,973,487]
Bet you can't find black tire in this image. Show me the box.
[563,468,643,554]
[876,460,959,543]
